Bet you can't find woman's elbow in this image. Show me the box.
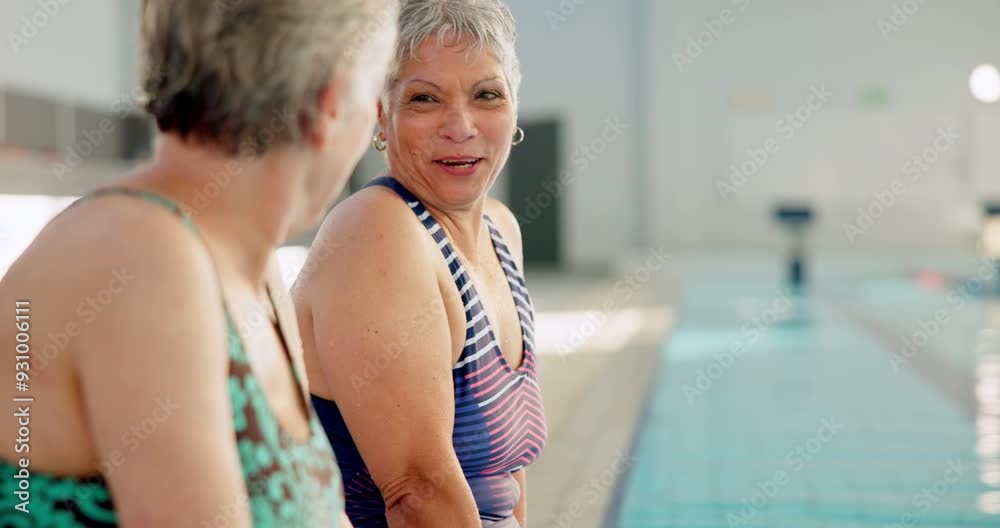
[380,467,476,525]
[382,470,446,512]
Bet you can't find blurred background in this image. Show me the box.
[2,1,1000,526]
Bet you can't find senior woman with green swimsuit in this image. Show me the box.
[0,0,396,526]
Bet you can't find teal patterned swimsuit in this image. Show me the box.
[0,188,344,527]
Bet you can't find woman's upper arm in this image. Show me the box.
[304,194,465,497]
[73,230,250,527]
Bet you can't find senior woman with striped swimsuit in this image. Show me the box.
[293,1,546,526]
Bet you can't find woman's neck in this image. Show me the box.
[392,174,488,265]
[128,136,298,286]
[428,202,487,266]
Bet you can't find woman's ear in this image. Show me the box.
[309,78,343,149]
[376,97,388,139]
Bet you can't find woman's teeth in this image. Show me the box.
[441,159,478,167]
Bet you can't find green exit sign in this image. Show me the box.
[860,86,891,108]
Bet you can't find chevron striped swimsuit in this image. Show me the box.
[312,176,547,527]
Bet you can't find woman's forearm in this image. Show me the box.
[513,469,527,527]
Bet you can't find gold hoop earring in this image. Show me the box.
[372,133,387,152]
[512,127,525,146]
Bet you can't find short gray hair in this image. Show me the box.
[141,0,398,155]
[385,0,520,109]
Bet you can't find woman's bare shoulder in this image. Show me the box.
[298,184,440,294]
[318,185,429,245]
[5,194,216,304]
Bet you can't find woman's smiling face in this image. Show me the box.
[380,34,517,209]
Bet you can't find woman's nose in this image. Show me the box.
[439,104,477,143]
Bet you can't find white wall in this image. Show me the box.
[506,0,1000,260]
[647,0,1000,252]
[506,0,1000,263]
[119,2,142,98]
[505,0,640,266]
[0,2,134,109]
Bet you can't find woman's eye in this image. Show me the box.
[478,91,501,101]
[411,94,435,103]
